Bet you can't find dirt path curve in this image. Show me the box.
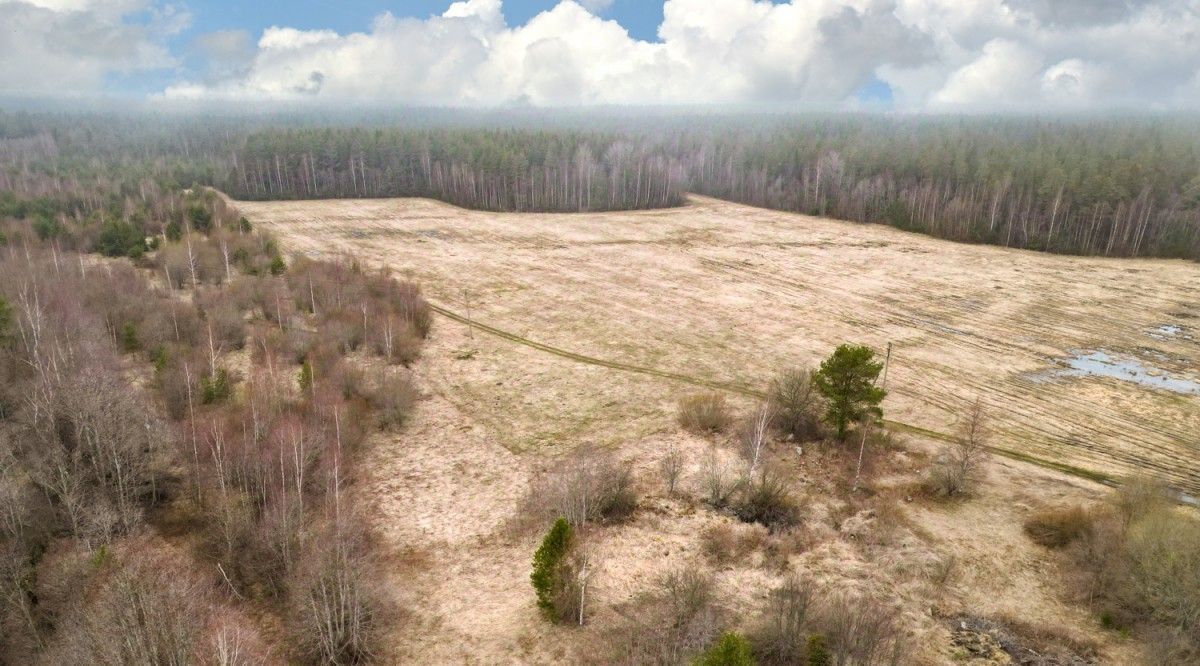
[429,299,1118,489]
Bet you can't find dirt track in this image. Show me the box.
[238,194,1200,493]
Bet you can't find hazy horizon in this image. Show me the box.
[3,0,1200,112]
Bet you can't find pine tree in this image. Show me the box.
[298,359,314,394]
[119,322,140,352]
[531,517,572,618]
[813,344,886,440]
[806,634,830,666]
[201,368,231,404]
[695,632,755,666]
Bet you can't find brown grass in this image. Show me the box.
[238,194,1200,493]
[1023,505,1094,548]
[233,193,1172,664]
[678,393,733,435]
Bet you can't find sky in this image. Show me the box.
[1,0,1199,111]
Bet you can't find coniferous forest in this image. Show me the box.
[2,110,1199,259]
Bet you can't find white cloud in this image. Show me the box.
[94,0,1200,109]
[0,0,183,95]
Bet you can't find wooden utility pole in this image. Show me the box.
[881,341,893,392]
[853,341,891,492]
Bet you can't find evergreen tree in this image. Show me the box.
[806,634,830,666]
[298,359,314,394]
[695,632,755,666]
[531,517,572,619]
[813,344,886,440]
[0,296,11,347]
[119,322,140,352]
[201,368,231,404]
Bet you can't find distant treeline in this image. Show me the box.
[674,117,1200,259]
[231,129,684,211]
[1,111,1199,258]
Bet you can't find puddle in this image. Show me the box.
[1148,323,1193,341]
[1058,350,1200,396]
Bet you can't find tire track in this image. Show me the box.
[427,300,1121,490]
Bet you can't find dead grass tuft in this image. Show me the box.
[1023,505,1094,548]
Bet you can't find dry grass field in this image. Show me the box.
[233,193,1199,664]
[238,194,1199,492]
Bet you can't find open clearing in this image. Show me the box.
[239,194,1200,493]
[234,194,1196,663]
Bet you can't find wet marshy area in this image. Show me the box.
[1029,323,1199,397]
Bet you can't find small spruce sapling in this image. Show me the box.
[531,517,572,619]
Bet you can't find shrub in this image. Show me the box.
[702,447,743,509]
[45,550,206,665]
[156,351,203,420]
[365,371,418,430]
[382,279,431,339]
[159,238,224,287]
[1120,509,1200,637]
[925,398,990,498]
[608,567,723,664]
[753,575,812,664]
[1113,476,1172,527]
[812,593,905,665]
[1059,481,1200,662]
[526,447,638,527]
[1024,505,1093,548]
[733,468,800,530]
[196,291,247,352]
[696,632,755,666]
[323,307,365,353]
[701,522,764,566]
[0,295,11,346]
[532,517,573,621]
[769,369,823,441]
[659,444,686,496]
[679,393,733,434]
[368,315,422,366]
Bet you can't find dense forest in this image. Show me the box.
[675,117,1200,258]
[1,110,1198,258]
[233,129,684,211]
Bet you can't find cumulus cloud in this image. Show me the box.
[0,0,184,95]
[114,0,1200,109]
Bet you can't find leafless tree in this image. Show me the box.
[740,401,774,477]
[701,446,743,509]
[659,444,685,497]
[927,398,991,497]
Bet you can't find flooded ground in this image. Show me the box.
[1056,350,1200,396]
